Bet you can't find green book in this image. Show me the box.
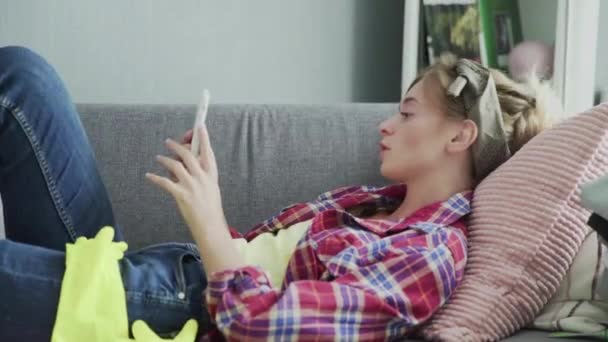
[478,0,523,70]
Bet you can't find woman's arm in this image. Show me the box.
[205,226,467,341]
[189,216,246,275]
[145,126,247,275]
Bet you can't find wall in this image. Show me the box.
[0,0,404,104]
[0,1,405,238]
[518,0,608,103]
[594,1,608,101]
[518,0,557,45]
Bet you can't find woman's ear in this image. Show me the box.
[446,119,478,153]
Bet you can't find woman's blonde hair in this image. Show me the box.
[409,53,562,154]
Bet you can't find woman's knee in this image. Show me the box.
[0,45,65,98]
[0,45,52,71]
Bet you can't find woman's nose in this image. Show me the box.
[378,120,391,135]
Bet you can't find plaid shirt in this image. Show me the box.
[200,183,472,341]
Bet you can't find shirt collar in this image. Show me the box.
[337,184,473,236]
[245,183,473,240]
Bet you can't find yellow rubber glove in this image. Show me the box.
[52,226,130,342]
[51,226,199,342]
[132,319,199,341]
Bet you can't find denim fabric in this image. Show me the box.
[0,46,210,341]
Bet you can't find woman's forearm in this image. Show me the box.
[191,217,247,275]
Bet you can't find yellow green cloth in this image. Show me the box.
[232,219,311,288]
[51,226,198,342]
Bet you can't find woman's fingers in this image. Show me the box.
[181,129,193,144]
[168,143,191,181]
[198,126,218,180]
[156,154,190,182]
[164,139,201,177]
[145,172,180,197]
[197,126,208,171]
[198,126,214,171]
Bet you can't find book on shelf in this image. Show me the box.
[420,0,523,72]
[478,0,523,71]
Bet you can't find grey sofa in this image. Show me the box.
[74,103,584,341]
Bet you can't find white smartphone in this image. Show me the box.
[191,89,210,157]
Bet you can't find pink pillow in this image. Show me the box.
[419,103,608,341]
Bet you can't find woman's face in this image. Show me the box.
[378,75,460,183]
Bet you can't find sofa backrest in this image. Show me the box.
[77,103,395,249]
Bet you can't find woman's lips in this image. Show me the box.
[380,142,389,160]
[380,147,388,159]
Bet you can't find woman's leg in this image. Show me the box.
[0,45,123,250]
[0,239,211,341]
[0,46,212,339]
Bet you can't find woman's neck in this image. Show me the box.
[387,170,473,220]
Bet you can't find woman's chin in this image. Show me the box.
[379,164,394,180]
[381,164,411,184]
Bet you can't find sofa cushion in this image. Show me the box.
[531,228,608,333]
[419,103,608,341]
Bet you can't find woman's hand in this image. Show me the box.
[145,126,227,239]
[146,126,246,275]
[166,128,219,184]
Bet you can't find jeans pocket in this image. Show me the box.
[121,242,202,305]
[121,243,210,337]
[175,245,204,300]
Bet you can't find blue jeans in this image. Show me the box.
[0,46,211,341]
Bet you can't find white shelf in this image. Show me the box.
[554,0,599,115]
[401,0,600,116]
[401,0,421,92]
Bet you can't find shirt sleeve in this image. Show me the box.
[204,227,467,341]
[227,226,243,239]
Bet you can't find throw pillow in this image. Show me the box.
[418,103,608,341]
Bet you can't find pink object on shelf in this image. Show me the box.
[508,40,554,80]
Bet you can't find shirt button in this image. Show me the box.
[177,292,186,300]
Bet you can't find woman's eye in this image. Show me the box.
[400,112,413,118]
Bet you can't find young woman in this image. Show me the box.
[0,46,557,341]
